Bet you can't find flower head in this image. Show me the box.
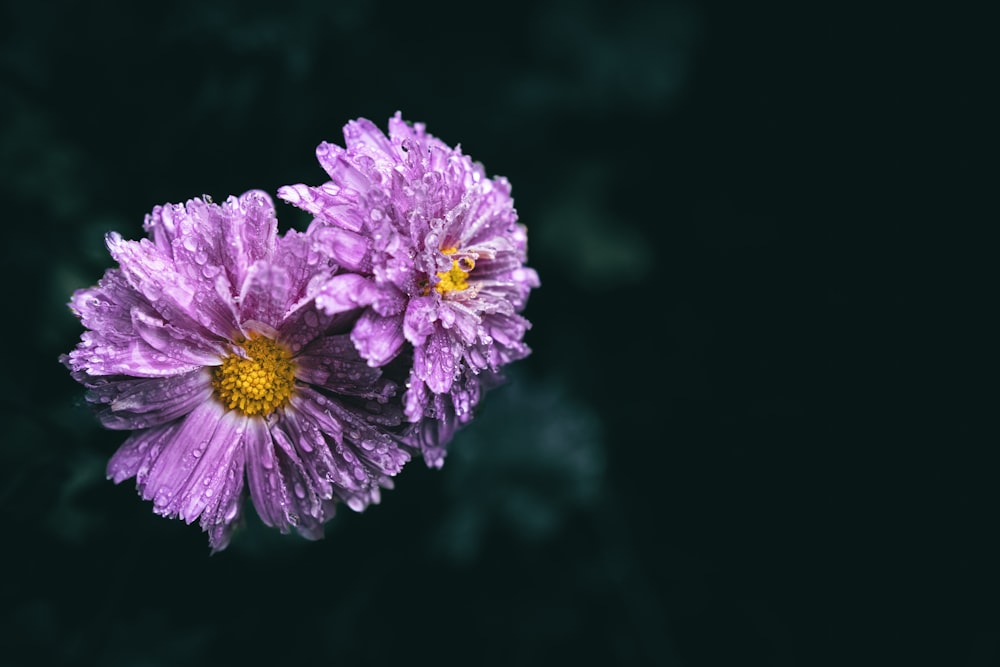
[61,190,412,551]
[278,113,540,466]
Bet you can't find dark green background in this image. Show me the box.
[0,1,988,665]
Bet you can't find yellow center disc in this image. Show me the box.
[213,334,296,416]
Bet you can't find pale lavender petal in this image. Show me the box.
[315,141,374,193]
[69,269,139,341]
[343,117,398,161]
[272,229,338,311]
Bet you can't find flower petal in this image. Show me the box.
[238,262,293,328]
[199,443,247,553]
[293,334,386,398]
[412,328,460,394]
[277,182,367,234]
[243,417,289,531]
[351,309,406,367]
[84,369,214,430]
[313,273,379,317]
[106,420,186,485]
[106,232,237,341]
[64,271,201,378]
[138,400,229,518]
[130,303,226,367]
[176,409,248,525]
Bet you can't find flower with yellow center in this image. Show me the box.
[213,333,297,416]
[434,246,475,296]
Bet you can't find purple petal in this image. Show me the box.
[85,369,213,430]
[106,232,237,340]
[199,443,247,553]
[64,332,199,378]
[269,421,327,521]
[412,328,460,394]
[138,400,229,518]
[401,402,459,469]
[176,409,247,524]
[291,388,410,479]
[277,183,367,234]
[65,272,202,378]
[350,309,406,367]
[243,417,289,531]
[343,117,398,160]
[107,420,186,484]
[293,334,383,396]
[277,303,344,357]
[313,273,379,316]
[309,224,370,272]
[130,303,226,367]
[403,296,439,346]
[238,262,293,328]
[222,190,279,287]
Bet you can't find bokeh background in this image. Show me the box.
[0,1,988,665]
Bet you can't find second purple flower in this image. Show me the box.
[279,113,540,467]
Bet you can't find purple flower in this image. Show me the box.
[278,113,540,466]
[61,190,412,551]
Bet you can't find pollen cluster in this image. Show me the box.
[213,334,296,416]
[434,247,475,295]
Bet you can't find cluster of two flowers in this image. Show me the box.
[61,114,540,551]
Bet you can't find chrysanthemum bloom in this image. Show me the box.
[61,190,412,551]
[278,113,540,467]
